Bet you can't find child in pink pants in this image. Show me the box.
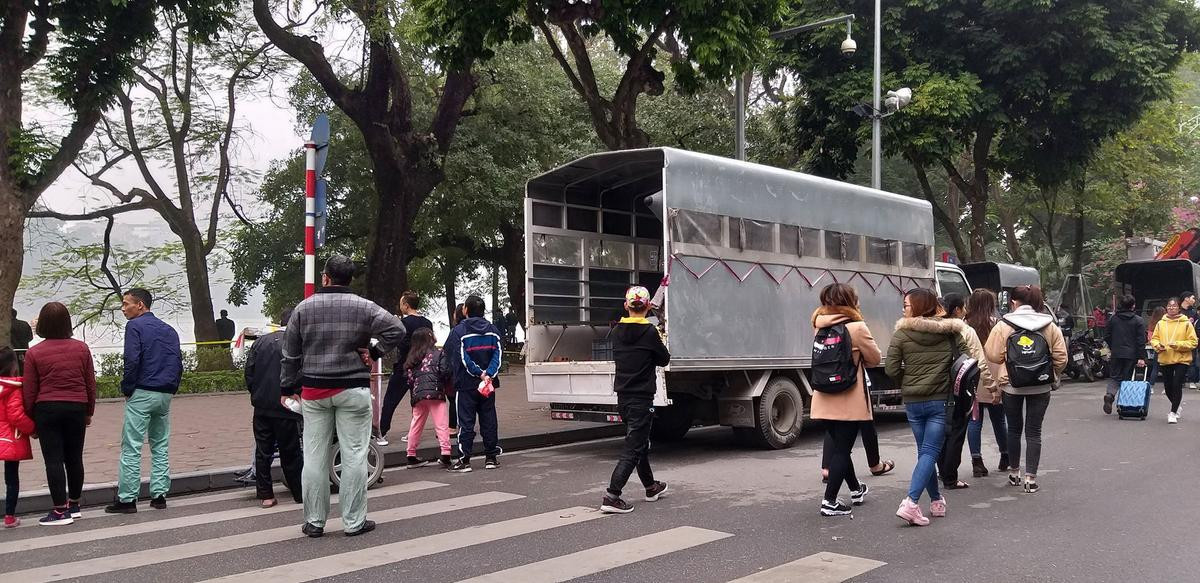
[403,329,452,469]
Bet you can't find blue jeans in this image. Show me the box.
[968,402,1008,458]
[905,400,946,503]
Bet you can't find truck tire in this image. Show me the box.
[750,376,804,449]
[651,397,694,441]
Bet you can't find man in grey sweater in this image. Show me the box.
[282,255,405,538]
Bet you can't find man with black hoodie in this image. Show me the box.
[244,307,303,506]
[1104,295,1147,415]
[600,286,670,514]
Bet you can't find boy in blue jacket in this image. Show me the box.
[442,295,503,473]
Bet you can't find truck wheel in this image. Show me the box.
[750,376,804,449]
[651,398,694,441]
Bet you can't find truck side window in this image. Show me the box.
[670,209,722,247]
[903,242,930,268]
[825,231,861,262]
[867,237,898,265]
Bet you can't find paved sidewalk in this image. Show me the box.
[18,365,605,493]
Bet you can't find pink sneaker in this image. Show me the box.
[896,497,930,526]
[3,515,18,528]
[930,497,947,517]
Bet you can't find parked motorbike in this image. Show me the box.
[1066,331,1108,382]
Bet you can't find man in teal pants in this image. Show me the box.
[281,255,405,538]
[105,288,182,514]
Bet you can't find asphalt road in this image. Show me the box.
[0,380,1194,582]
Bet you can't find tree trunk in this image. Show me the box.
[361,150,440,310]
[490,263,500,321]
[499,224,526,327]
[0,186,24,347]
[910,160,970,261]
[993,188,1026,264]
[180,231,228,370]
[1071,194,1086,276]
[442,261,457,327]
[1000,218,1025,264]
[966,187,989,262]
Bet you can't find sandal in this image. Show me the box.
[260,498,278,509]
[870,460,896,476]
[943,480,970,490]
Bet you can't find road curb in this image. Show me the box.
[17,424,623,513]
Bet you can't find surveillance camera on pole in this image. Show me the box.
[841,36,857,56]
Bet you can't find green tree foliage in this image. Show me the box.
[772,0,1200,261]
[0,0,234,345]
[417,0,788,149]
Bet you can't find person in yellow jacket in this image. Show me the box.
[1150,297,1198,424]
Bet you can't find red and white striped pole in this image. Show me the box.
[304,140,317,298]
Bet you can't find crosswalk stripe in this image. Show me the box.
[455,526,733,583]
[727,552,886,583]
[0,480,446,556]
[1,491,523,581]
[198,506,609,583]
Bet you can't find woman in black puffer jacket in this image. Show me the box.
[402,328,452,468]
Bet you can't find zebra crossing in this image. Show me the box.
[0,478,887,583]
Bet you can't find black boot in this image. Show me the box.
[972,457,989,477]
[997,453,1010,472]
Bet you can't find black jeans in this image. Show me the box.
[823,421,862,502]
[821,421,880,470]
[34,402,87,507]
[379,369,410,438]
[456,390,498,460]
[1162,363,1188,413]
[938,402,971,485]
[607,396,656,498]
[1003,392,1051,476]
[253,413,303,503]
[4,461,17,516]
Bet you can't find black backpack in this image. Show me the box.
[811,323,859,393]
[946,336,980,418]
[1003,320,1054,388]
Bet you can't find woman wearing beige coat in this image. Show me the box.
[811,284,882,516]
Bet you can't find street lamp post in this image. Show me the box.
[872,0,881,189]
[744,3,909,191]
[734,14,856,162]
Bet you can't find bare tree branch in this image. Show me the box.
[29,198,154,221]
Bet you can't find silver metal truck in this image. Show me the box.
[524,148,970,449]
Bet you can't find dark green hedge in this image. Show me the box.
[96,370,245,400]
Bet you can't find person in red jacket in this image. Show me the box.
[23,302,96,526]
[0,347,35,528]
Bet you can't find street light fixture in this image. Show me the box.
[734,14,856,161]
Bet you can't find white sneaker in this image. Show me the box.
[1190,383,1197,390]
[374,437,389,447]
[1168,412,1179,424]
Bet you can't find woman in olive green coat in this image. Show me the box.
[886,288,971,526]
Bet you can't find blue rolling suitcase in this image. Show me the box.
[1116,368,1150,420]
